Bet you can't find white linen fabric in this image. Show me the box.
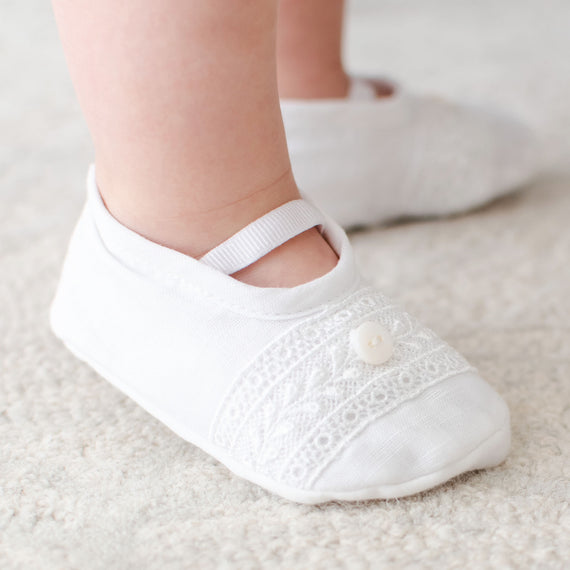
[49,166,510,503]
[282,77,540,228]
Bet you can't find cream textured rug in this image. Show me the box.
[1,1,569,568]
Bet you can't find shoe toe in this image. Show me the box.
[492,116,541,194]
[312,371,510,497]
[406,98,540,216]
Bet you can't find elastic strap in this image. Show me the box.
[199,199,325,275]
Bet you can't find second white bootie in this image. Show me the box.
[281,77,540,228]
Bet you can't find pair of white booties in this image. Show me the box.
[51,79,537,503]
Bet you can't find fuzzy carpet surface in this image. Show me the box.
[1,1,569,568]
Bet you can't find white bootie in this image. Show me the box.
[282,77,540,228]
[50,166,511,503]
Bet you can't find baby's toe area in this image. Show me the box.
[312,371,510,496]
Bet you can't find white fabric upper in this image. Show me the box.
[281,77,539,228]
[49,166,510,502]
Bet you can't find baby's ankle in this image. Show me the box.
[278,69,394,100]
[97,167,337,287]
[278,66,350,99]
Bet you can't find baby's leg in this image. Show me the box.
[52,0,337,287]
[277,0,349,99]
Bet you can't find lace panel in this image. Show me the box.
[210,287,473,489]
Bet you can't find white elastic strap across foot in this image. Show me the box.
[199,199,325,275]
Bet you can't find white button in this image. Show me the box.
[350,321,393,365]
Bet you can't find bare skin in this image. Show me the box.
[276,0,394,100]
[277,0,349,99]
[52,0,338,288]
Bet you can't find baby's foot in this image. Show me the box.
[50,166,510,503]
